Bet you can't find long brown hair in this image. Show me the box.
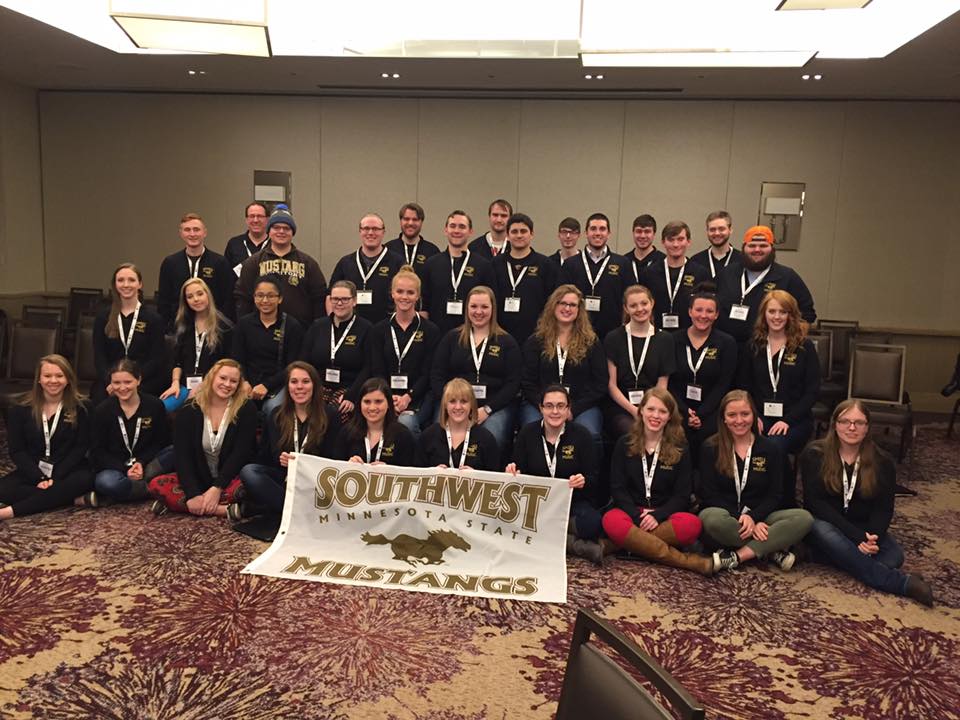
[711,390,758,478]
[275,361,329,454]
[191,359,248,423]
[751,289,808,354]
[625,387,684,466]
[809,399,878,498]
[175,278,223,350]
[457,286,506,348]
[534,284,597,364]
[21,354,84,427]
[105,263,144,339]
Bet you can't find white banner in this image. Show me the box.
[243,454,572,603]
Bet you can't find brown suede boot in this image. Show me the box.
[652,520,679,546]
[621,526,713,576]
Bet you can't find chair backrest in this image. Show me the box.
[67,287,105,327]
[817,319,858,369]
[22,305,66,330]
[7,325,59,380]
[807,331,832,381]
[73,326,98,382]
[848,343,906,405]
[556,610,705,720]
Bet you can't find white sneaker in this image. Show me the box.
[769,549,796,572]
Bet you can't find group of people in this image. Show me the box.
[0,200,935,607]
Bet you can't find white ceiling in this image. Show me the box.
[1,5,959,99]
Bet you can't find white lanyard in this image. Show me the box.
[186,251,204,279]
[450,250,471,298]
[389,314,420,371]
[355,248,388,290]
[118,415,142,460]
[766,345,785,395]
[842,455,860,510]
[293,418,309,453]
[707,249,731,279]
[686,343,708,384]
[470,330,489,382]
[641,440,661,501]
[330,316,357,364]
[626,326,654,388]
[541,422,565,478]
[631,257,641,283]
[244,239,255,258]
[42,403,63,459]
[194,330,206,374]
[506,262,529,296]
[556,342,568,383]
[581,248,611,295]
[119,302,142,356]
[364,434,383,463]
[739,267,771,304]
[487,233,505,255]
[663,259,686,312]
[733,444,753,512]
[205,408,231,456]
[402,239,420,266]
[446,425,471,468]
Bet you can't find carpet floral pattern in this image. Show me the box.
[1,428,958,719]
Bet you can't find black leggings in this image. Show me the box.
[0,469,93,517]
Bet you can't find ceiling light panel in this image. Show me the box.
[582,51,816,67]
[777,0,871,9]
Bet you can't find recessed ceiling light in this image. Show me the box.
[814,73,823,79]
[596,74,604,79]
[392,73,400,78]
[188,69,196,75]
[801,73,810,79]
[584,73,593,79]
[381,72,389,78]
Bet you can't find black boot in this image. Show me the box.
[905,574,934,607]
[942,354,960,397]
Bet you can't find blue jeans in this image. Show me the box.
[761,416,812,506]
[261,389,286,419]
[807,518,908,596]
[239,463,288,515]
[162,386,191,413]
[396,393,435,439]
[571,499,604,541]
[94,445,175,501]
[478,403,517,458]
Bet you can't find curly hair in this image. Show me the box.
[534,285,597,364]
[625,387,685,466]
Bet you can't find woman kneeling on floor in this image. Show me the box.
[601,387,717,575]
[699,390,813,572]
[148,359,257,517]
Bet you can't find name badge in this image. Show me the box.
[446,300,464,315]
[686,384,702,401]
[38,459,54,477]
[390,375,408,390]
[661,314,679,329]
[472,384,487,400]
[628,389,645,405]
[233,262,243,277]
[356,290,374,305]
[585,296,601,312]
[764,401,784,418]
[504,297,521,313]
[186,375,203,390]
[325,368,342,383]
[730,304,750,321]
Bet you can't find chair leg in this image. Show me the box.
[948,399,960,440]
[895,422,917,496]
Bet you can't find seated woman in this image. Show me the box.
[301,280,372,424]
[370,268,440,437]
[801,399,933,606]
[417,379,498,471]
[0,355,93,520]
[602,387,715,575]
[232,275,304,419]
[740,289,819,506]
[509,384,607,564]
[92,263,166,405]
[235,361,340,522]
[699,390,813,571]
[92,359,171,505]
[148,359,257,516]
[519,285,607,445]
[160,277,233,412]
[335,377,416,466]
[603,284,676,439]
[430,285,521,457]
[667,283,737,470]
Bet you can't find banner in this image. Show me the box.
[243,454,572,602]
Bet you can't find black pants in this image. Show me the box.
[0,469,93,517]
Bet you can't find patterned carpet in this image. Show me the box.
[1,424,958,720]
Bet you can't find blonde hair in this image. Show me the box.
[191,359,248,423]
[534,285,597,364]
[621,284,655,325]
[457,286,506,348]
[21,354,84,427]
[391,265,421,295]
[439,378,478,426]
[175,278,222,350]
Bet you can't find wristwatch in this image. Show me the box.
[482,405,493,415]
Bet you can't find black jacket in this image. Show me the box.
[257,404,341,467]
[232,312,304,391]
[6,402,92,483]
[419,250,495,335]
[561,248,630,340]
[639,259,711,332]
[715,262,816,342]
[92,394,170,471]
[369,315,440,406]
[609,436,693,523]
[430,328,521,413]
[491,250,559,344]
[171,316,233,384]
[93,305,167,396]
[173,401,258,498]
[300,315,373,402]
[699,434,783,520]
[740,339,820,425]
[668,329,738,422]
[521,335,607,417]
[157,248,235,329]
[329,247,406,324]
[512,421,598,504]
[334,423,417,465]
[416,423,499,471]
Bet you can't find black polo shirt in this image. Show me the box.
[520,335,608,417]
[430,328,521,413]
[491,250,560,344]
[385,235,441,273]
[420,250,494,335]
[603,327,676,398]
[625,248,666,286]
[369,314,441,407]
[157,248,236,328]
[715,261,817,343]
[561,247,629,340]
[416,422,499,471]
[639,259,710,332]
[300,314,373,403]
[690,246,742,279]
[329,247,406,324]
[667,328,738,421]
[231,311,304,391]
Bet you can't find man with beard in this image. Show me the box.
[716,225,816,344]
[385,202,440,273]
[626,214,665,285]
[467,199,512,260]
[691,210,742,279]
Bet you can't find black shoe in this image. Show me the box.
[81,491,99,508]
[905,574,934,607]
[150,499,168,517]
[569,538,605,566]
[942,380,959,397]
[226,502,246,523]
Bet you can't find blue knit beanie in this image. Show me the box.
[266,204,297,235]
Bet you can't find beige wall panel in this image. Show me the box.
[319,98,418,268]
[620,101,734,255]
[39,92,322,294]
[416,99,520,240]
[832,102,960,331]
[727,101,846,315]
[517,100,624,253]
[0,78,44,293]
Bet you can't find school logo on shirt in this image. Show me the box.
[202,267,214,279]
[142,417,153,429]
[259,258,306,285]
[378,266,391,276]
[134,321,147,333]
[273,328,285,341]
[763,281,777,292]
[784,353,798,365]
[660,461,675,471]
[683,274,696,287]
[608,264,621,276]
[344,335,358,346]
[466,443,479,457]
[464,266,476,277]
[561,445,575,460]
[752,456,767,472]
[381,443,395,458]
[413,331,424,342]
[528,266,540,277]
[488,345,501,357]
[415,254,427,265]
[705,347,718,360]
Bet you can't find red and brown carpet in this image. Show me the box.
[1,425,958,719]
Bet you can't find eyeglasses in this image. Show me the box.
[330,296,353,304]
[838,419,868,429]
[557,301,579,309]
[559,229,579,236]
[254,293,279,301]
[270,225,292,232]
[542,403,569,411]
[360,226,385,233]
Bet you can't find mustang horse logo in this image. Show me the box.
[360,529,471,566]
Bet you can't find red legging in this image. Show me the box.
[147,474,242,513]
[602,507,702,546]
